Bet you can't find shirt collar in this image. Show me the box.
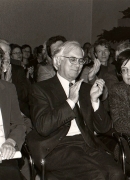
[57,73,75,96]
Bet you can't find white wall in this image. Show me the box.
[0,0,92,48]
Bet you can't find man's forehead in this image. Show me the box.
[96,45,109,50]
[64,47,83,57]
[23,47,30,51]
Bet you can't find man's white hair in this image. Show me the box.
[53,41,84,70]
[0,39,10,46]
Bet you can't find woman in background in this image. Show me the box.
[109,49,130,135]
[109,49,130,170]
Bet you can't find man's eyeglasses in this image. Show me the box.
[121,68,130,75]
[60,56,86,65]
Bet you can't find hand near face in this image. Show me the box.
[1,141,16,160]
[88,58,101,81]
[90,79,105,102]
[69,79,84,104]
[5,64,12,82]
[1,64,12,82]
[27,66,34,74]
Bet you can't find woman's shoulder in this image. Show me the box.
[110,81,127,92]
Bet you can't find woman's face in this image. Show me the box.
[11,47,22,61]
[121,60,130,85]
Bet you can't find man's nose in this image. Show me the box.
[102,51,105,56]
[75,61,80,67]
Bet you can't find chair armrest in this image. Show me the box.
[96,128,126,174]
[22,142,36,180]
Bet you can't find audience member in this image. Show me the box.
[0,47,26,179]
[37,35,66,82]
[108,48,115,64]
[79,43,108,102]
[0,41,32,135]
[90,39,118,89]
[29,41,124,180]
[11,44,22,61]
[9,43,31,119]
[21,44,35,83]
[30,45,46,82]
[109,49,130,171]
[33,45,44,65]
[21,44,32,67]
[82,42,91,64]
[0,40,12,82]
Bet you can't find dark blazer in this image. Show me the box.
[11,63,31,118]
[0,80,26,150]
[28,75,111,168]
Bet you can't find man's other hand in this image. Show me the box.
[90,79,105,102]
[1,140,16,160]
[88,58,101,81]
[69,79,84,104]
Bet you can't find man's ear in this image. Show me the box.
[53,56,61,70]
[57,57,61,66]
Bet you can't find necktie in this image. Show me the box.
[69,82,98,149]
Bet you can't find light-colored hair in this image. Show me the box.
[53,41,84,70]
[115,41,130,61]
[0,39,10,46]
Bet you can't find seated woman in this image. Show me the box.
[109,49,130,168]
[21,44,35,84]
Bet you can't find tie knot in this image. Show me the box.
[69,83,73,87]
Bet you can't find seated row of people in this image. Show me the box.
[0,35,130,180]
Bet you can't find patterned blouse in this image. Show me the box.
[109,81,130,136]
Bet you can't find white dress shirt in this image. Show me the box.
[57,73,99,136]
[0,109,6,147]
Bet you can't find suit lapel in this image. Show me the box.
[50,75,71,127]
[50,75,67,104]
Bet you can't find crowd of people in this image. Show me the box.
[0,35,130,180]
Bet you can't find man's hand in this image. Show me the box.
[90,79,105,102]
[1,140,16,160]
[5,64,12,82]
[26,66,34,78]
[69,79,84,104]
[88,58,101,81]
[1,64,12,82]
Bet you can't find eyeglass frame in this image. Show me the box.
[120,59,130,75]
[59,56,86,65]
[12,52,22,55]
[121,67,130,75]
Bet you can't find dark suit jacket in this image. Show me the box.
[28,75,112,168]
[11,63,31,118]
[0,80,26,150]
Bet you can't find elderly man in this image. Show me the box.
[0,40,32,180]
[0,47,26,179]
[29,41,124,180]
